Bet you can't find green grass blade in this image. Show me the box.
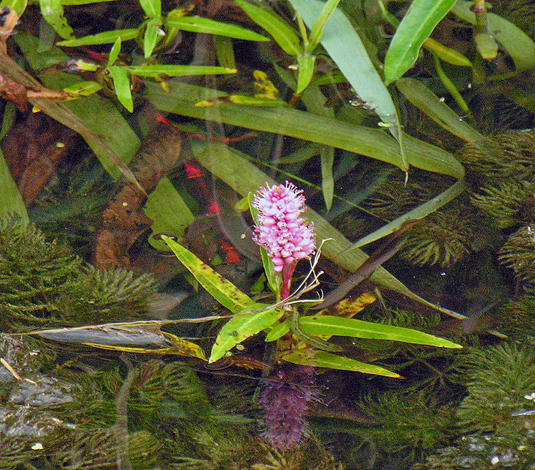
[281,349,402,377]
[352,178,466,249]
[57,28,139,46]
[165,14,269,42]
[289,0,406,170]
[300,316,462,348]
[236,0,302,54]
[145,81,464,178]
[384,0,456,85]
[396,78,483,143]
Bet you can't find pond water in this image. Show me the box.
[2,0,535,469]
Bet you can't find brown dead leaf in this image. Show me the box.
[0,7,18,54]
[27,88,78,100]
[0,71,27,111]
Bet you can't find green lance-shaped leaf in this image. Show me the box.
[125,64,237,78]
[236,0,302,55]
[289,0,407,171]
[40,0,73,39]
[210,307,284,363]
[295,54,316,95]
[107,36,122,66]
[165,14,269,42]
[139,0,160,18]
[144,16,163,58]
[107,65,133,112]
[396,78,483,143]
[451,1,535,73]
[281,349,402,377]
[307,0,341,50]
[300,316,462,348]
[57,28,140,47]
[162,236,255,313]
[384,0,456,85]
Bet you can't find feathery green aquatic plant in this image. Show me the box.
[471,180,535,229]
[400,203,485,267]
[498,225,535,293]
[414,342,535,469]
[458,130,535,182]
[0,215,158,328]
[361,391,458,462]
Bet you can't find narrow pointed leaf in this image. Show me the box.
[166,14,269,42]
[300,316,462,348]
[281,349,402,377]
[139,0,160,18]
[295,54,315,94]
[236,0,302,54]
[0,147,28,226]
[162,236,254,313]
[210,307,284,362]
[126,64,236,77]
[289,0,405,169]
[308,0,341,50]
[57,28,139,47]
[144,16,163,58]
[396,78,483,143]
[107,37,122,66]
[384,0,456,85]
[107,65,133,112]
[146,81,464,178]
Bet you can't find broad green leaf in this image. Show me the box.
[139,0,160,17]
[1,0,27,16]
[396,78,482,142]
[451,1,535,72]
[63,80,103,96]
[162,236,255,313]
[166,14,269,42]
[107,65,133,112]
[281,349,401,377]
[0,148,29,227]
[144,16,163,58]
[210,307,284,362]
[146,81,464,178]
[236,0,302,54]
[300,316,462,348]
[288,0,406,170]
[352,178,466,248]
[107,37,122,66]
[384,0,456,85]
[308,0,341,50]
[56,28,139,47]
[295,54,315,94]
[144,177,195,251]
[40,0,73,39]
[126,64,237,77]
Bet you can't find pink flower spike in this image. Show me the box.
[252,182,316,277]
